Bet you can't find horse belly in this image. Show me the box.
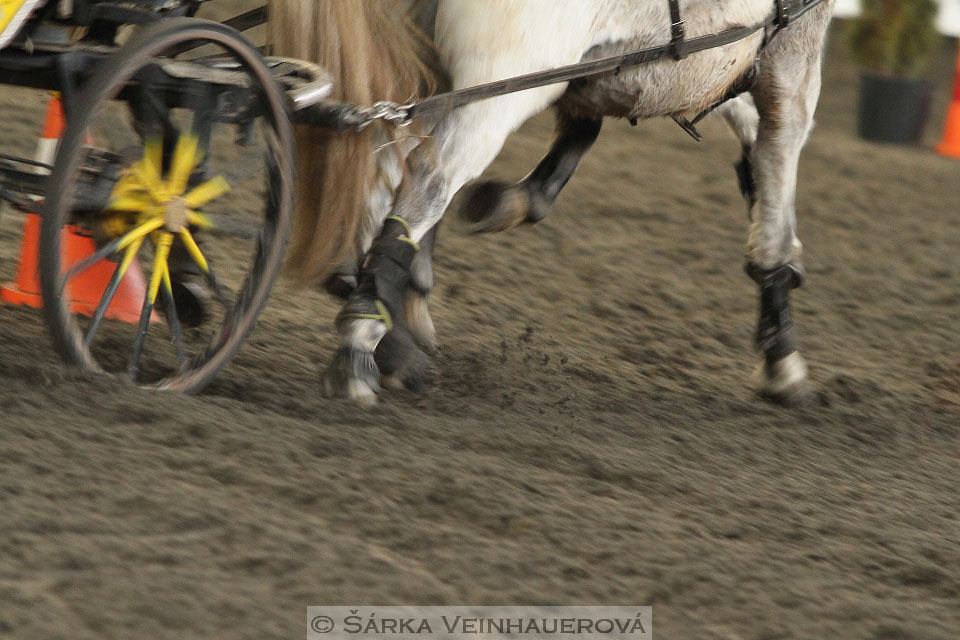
[558,33,763,120]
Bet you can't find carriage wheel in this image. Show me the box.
[40,18,295,393]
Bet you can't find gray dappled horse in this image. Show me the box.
[269,0,834,405]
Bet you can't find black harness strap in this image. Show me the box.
[775,0,791,28]
[670,0,824,141]
[668,0,687,61]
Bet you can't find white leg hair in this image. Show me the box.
[749,61,821,269]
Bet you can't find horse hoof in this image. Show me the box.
[381,374,405,391]
[380,360,430,394]
[322,347,380,405]
[385,371,427,392]
[457,180,530,233]
[754,352,811,406]
[322,373,379,406]
[375,328,432,391]
[346,380,378,407]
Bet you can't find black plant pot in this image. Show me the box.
[857,72,933,144]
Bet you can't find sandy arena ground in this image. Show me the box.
[1,6,959,639]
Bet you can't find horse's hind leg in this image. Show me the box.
[457,111,602,233]
[744,12,830,405]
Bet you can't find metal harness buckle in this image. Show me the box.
[668,0,687,60]
[775,0,791,28]
[349,101,414,131]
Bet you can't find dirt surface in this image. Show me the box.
[1,11,960,640]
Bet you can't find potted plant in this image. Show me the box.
[846,0,940,143]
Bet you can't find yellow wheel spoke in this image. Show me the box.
[178,227,209,273]
[117,217,165,251]
[142,137,164,189]
[106,194,155,213]
[168,134,200,195]
[186,210,214,229]
[161,258,174,295]
[184,175,230,209]
[110,172,149,200]
[148,232,174,305]
[117,235,145,280]
[101,214,132,240]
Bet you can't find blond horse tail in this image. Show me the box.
[268,0,446,285]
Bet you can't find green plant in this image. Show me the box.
[847,0,940,77]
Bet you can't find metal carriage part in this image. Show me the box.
[0,50,330,211]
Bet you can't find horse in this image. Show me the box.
[267,0,835,406]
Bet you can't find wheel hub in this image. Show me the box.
[164,197,188,233]
[103,134,227,240]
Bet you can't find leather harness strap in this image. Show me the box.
[668,0,687,61]
[775,0,791,28]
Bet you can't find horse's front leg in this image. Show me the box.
[374,223,439,392]
[325,84,567,403]
[745,16,829,404]
[322,215,430,404]
[322,138,456,404]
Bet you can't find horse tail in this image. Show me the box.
[267,0,446,285]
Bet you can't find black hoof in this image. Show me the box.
[375,328,431,392]
[457,180,530,233]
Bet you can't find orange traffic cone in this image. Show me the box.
[0,94,150,323]
[935,46,960,159]
[35,91,66,168]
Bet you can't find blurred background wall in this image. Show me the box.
[835,0,960,36]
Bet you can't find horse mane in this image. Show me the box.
[267,0,447,285]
